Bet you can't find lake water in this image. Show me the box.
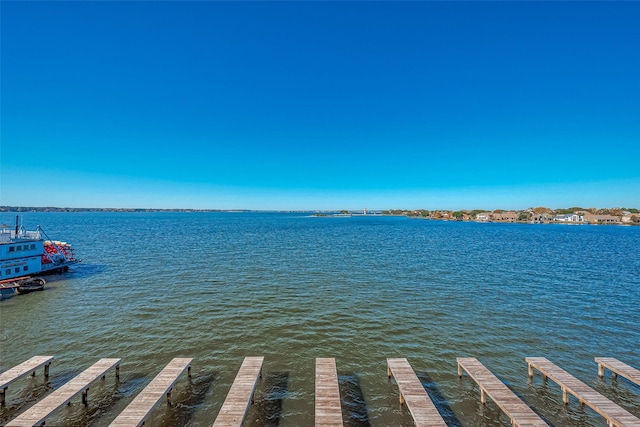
[1,212,639,426]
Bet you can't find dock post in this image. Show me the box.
[44,363,50,379]
[562,387,568,405]
[480,389,486,404]
[115,365,120,380]
[166,388,172,405]
[458,363,463,378]
[598,362,604,378]
[528,363,533,378]
[0,387,6,405]
[82,388,89,405]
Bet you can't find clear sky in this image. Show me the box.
[1,1,639,210]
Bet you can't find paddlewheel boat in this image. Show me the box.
[0,217,79,299]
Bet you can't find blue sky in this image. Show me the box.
[1,1,639,210]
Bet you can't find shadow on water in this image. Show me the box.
[155,371,217,427]
[339,373,370,427]
[417,372,462,427]
[251,371,289,427]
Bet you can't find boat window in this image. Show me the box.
[23,266,28,271]
[4,269,9,275]
[30,244,36,250]
[16,245,22,251]
[9,246,15,252]
[14,267,20,273]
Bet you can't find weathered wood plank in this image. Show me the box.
[387,358,447,427]
[212,356,264,427]
[6,358,120,427]
[315,358,343,427]
[457,357,548,427]
[109,358,192,427]
[527,357,640,427]
[596,358,640,387]
[0,356,54,405]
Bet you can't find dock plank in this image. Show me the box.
[457,357,547,427]
[109,358,192,427]
[315,358,343,427]
[527,357,640,427]
[0,356,54,405]
[387,358,447,427]
[6,358,120,427]
[596,358,640,387]
[212,356,263,427]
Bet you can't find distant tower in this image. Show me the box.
[363,207,367,215]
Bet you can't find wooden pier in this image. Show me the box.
[526,357,640,427]
[596,358,640,387]
[315,358,343,427]
[109,357,192,427]
[212,356,264,427]
[6,358,120,427]
[0,356,54,405]
[457,357,548,427]
[387,358,447,427]
[3,354,640,426]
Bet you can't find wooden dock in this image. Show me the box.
[0,356,54,405]
[457,357,548,427]
[109,357,192,427]
[526,357,640,427]
[387,358,447,427]
[6,358,120,427]
[315,358,343,427]
[596,358,640,387]
[212,356,264,427]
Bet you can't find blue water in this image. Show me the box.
[1,212,639,426]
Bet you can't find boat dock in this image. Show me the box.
[0,356,53,405]
[5,358,120,427]
[596,357,640,387]
[212,356,264,427]
[109,357,192,427]
[457,357,548,426]
[2,355,639,426]
[387,358,447,426]
[315,358,343,427]
[527,357,640,427]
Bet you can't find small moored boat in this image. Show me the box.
[16,277,46,294]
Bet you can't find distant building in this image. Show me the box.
[476,212,492,221]
[494,211,518,222]
[593,214,620,224]
[554,214,584,222]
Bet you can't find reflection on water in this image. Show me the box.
[0,212,639,426]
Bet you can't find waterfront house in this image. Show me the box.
[592,214,620,224]
[476,212,492,221]
[495,211,519,222]
[554,214,584,222]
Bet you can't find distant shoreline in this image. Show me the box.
[2,205,638,225]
